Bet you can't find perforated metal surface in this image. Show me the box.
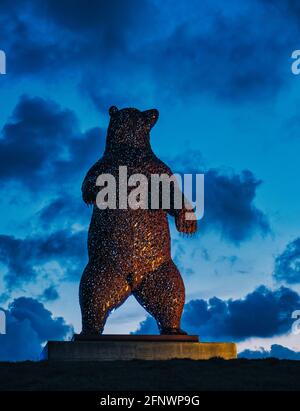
[79,107,197,335]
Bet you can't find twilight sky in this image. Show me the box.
[0,0,300,360]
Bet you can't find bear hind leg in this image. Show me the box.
[79,261,131,335]
[133,260,187,335]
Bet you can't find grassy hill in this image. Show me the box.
[0,358,300,391]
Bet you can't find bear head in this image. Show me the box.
[105,106,159,152]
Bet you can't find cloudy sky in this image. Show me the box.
[0,0,300,360]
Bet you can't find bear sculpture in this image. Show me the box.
[80,106,197,335]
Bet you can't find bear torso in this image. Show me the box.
[86,149,172,282]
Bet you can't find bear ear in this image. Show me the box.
[109,106,118,116]
[143,109,159,129]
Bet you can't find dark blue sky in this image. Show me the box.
[0,0,300,360]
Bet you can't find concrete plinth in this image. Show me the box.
[42,335,237,361]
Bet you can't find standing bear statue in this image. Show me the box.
[80,106,197,335]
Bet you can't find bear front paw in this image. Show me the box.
[175,211,197,234]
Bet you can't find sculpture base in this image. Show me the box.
[72,333,199,342]
[42,335,237,361]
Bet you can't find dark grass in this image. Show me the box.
[0,358,300,391]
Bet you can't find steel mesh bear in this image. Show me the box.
[80,106,197,335]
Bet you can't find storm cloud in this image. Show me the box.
[273,238,300,284]
[0,297,72,361]
[0,96,104,190]
[0,229,87,289]
[171,151,270,244]
[239,344,300,360]
[135,286,300,341]
[0,0,298,103]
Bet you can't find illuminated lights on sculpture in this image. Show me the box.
[80,106,197,335]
